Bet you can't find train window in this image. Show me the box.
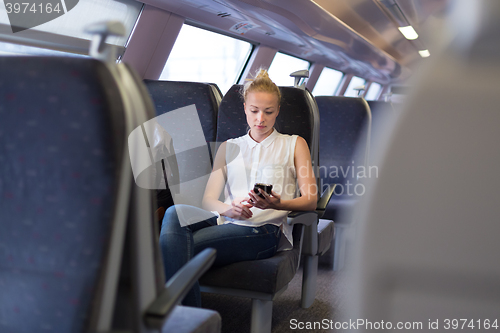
[268,52,310,86]
[344,76,367,97]
[0,0,142,56]
[365,82,383,100]
[159,24,253,94]
[311,67,344,96]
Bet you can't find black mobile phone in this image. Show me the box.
[254,183,273,198]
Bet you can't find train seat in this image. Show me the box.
[0,55,128,333]
[143,80,222,221]
[199,84,333,332]
[315,96,371,270]
[0,54,220,333]
[216,84,334,277]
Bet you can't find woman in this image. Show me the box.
[160,69,317,306]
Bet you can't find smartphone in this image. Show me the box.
[254,183,273,198]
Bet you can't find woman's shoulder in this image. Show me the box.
[275,131,301,143]
[274,133,309,155]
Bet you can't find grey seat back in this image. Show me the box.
[348,0,500,324]
[367,100,396,155]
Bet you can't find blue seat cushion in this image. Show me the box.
[200,246,300,294]
[200,226,302,294]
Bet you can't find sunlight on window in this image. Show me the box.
[160,25,253,94]
[268,52,310,86]
[312,67,344,96]
[344,76,366,97]
[0,0,142,47]
[365,82,383,101]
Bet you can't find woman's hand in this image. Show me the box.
[248,189,281,210]
[222,197,254,219]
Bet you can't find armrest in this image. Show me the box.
[287,211,318,226]
[144,248,217,329]
[287,212,319,255]
[316,184,336,218]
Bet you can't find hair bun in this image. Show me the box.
[241,68,281,102]
[255,69,270,80]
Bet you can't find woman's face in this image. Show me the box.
[244,91,280,141]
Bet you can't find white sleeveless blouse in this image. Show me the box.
[220,129,298,249]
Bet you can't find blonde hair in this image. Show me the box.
[241,69,281,103]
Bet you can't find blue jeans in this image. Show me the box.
[159,204,281,306]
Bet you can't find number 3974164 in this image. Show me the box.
[5,2,62,14]
[443,319,498,330]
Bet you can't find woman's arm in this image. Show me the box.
[248,136,317,211]
[202,142,254,219]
